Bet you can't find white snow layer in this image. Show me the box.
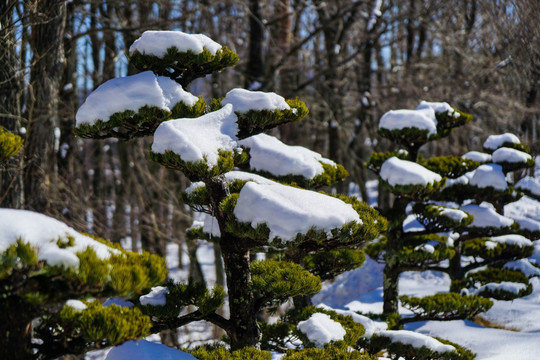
[238,133,334,179]
[416,100,454,114]
[373,330,455,353]
[296,313,346,348]
[440,207,469,222]
[380,157,442,187]
[221,88,290,113]
[483,133,521,151]
[379,108,437,135]
[105,339,197,360]
[139,286,169,306]
[152,104,239,167]
[460,204,514,229]
[505,259,540,277]
[462,151,492,163]
[469,164,507,190]
[0,209,115,269]
[488,234,532,248]
[65,299,87,311]
[492,147,532,164]
[233,181,361,242]
[129,30,221,56]
[76,71,197,126]
[474,281,527,295]
[316,304,387,337]
[516,176,540,197]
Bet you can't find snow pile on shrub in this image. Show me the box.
[222,88,290,112]
[0,208,116,269]
[129,30,221,56]
[234,181,361,242]
[380,157,442,186]
[76,71,197,125]
[297,313,346,348]
[379,108,437,135]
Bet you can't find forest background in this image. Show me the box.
[1,0,539,288]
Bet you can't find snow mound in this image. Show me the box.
[516,176,540,197]
[483,133,521,151]
[151,104,239,167]
[222,88,290,113]
[233,181,361,242]
[416,100,454,114]
[469,164,507,190]
[379,108,437,135]
[374,330,455,353]
[140,286,169,306]
[488,234,532,248]
[129,30,221,57]
[297,313,346,348]
[0,209,116,269]
[76,72,197,126]
[460,204,514,229]
[505,259,540,277]
[238,133,334,179]
[316,304,387,336]
[492,147,532,164]
[380,157,442,187]
[462,151,492,163]
[105,339,198,360]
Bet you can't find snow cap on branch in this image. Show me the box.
[129,30,222,57]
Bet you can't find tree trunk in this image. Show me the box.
[220,237,260,349]
[23,0,66,213]
[0,1,23,208]
[382,259,400,318]
[245,0,265,89]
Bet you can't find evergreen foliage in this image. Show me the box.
[0,126,23,162]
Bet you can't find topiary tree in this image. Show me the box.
[74,30,386,351]
[366,102,538,330]
[0,209,168,359]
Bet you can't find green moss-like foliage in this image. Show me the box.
[74,106,170,140]
[130,46,239,87]
[251,260,321,308]
[358,332,475,360]
[0,126,23,161]
[379,177,446,200]
[377,127,433,152]
[395,240,455,268]
[399,293,493,322]
[56,302,152,347]
[420,155,480,178]
[139,280,224,321]
[434,108,473,138]
[0,239,38,278]
[466,220,520,238]
[191,345,271,360]
[235,98,309,139]
[74,99,205,140]
[302,249,365,281]
[483,141,529,154]
[283,345,376,360]
[413,203,473,231]
[462,237,534,262]
[149,149,237,181]
[451,267,532,300]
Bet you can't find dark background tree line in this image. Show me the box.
[1,0,539,279]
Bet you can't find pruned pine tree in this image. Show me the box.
[0,209,167,359]
[366,102,539,332]
[74,30,386,351]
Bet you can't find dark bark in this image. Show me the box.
[0,1,23,208]
[245,0,265,88]
[0,296,37,360]
[23,0,66,213]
